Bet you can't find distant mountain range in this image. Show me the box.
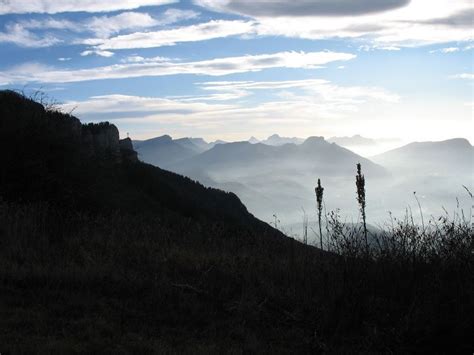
[132,133,387,170]
[372,138,474,176]
[162,136,387,224]
[133,135,207,168]
[259,134,305,146]
[134,132,472,227]
[172,136,386,178]
[246,133,398,148]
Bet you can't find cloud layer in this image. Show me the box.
[0,0,176,14]
[58,78,400,140]
[0,51,356,84]
[0,9,200,48]
[197,0,473,47]
[86,20,254,50]
[195,0,411,17]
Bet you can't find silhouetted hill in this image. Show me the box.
[373,138,474,175]
[248,136,260,144]
[261,133,304,146]
[174,137,209,153]
[0,90,276,229]
[173,136,386,177]
[133,135,212,168]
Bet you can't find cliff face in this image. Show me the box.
[81,123,121,163]
[119,137,138,163]
[0,90,137,166]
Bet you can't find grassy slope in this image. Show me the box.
[0,90,472,353]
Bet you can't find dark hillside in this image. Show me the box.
[0,90,472,353]
[0,90,271,228]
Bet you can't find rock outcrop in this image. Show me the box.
[81,122,121,162]
[119,137,138,163]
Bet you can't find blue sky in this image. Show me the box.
[0,0,472,143]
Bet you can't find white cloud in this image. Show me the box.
[0,23,61,47]
[0,0,177,14]
[442,47,460,53]
[83,9,199,38]
[120,55,174,63]
[1,9,200,49]
[0,12,159,49]
[57,78,399,139]
[156,8,200,26]
[430,47,460,53]
[10,11,187,38]
[86,20,255,50]
[84,12,161,38]
[464,43,474,50]
[80,49,115,57]
[0,51,355,84]
[15,18,78,32]
[197,79,400,104]
[197,0,473,47]
[56,84,473,144]
[58,57,71,61]
[450,73,474,80]
[195,0,411,17]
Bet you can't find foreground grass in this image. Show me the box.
[0,200,472,353]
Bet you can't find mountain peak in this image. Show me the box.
[302,136,325,145]
[248,136,260,144]
[145,134,172,143]
[442,138,472,147]
[262,134,304,146]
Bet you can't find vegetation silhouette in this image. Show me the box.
[0,90,472,353]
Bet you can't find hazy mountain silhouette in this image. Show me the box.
[163,136,387,225]
[372,138,474,176]
[261,133,304,146]
[133,135,212,168]
[172,136,386,177]
[248,136,260,144]
[210,139,228,146]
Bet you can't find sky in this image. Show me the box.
[0,0,472,143]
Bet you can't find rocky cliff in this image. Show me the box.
[81,122,121,162]
[119,137,138,163]
[0,90,138,165]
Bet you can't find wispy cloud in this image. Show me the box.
[0,51,356,84]
[429,47,460,54]
[195,79,400,104]
[58,77,399,139]
[83,9,199,38]
[80,49,115,57]
[450,73,474,80]
[0,23,62,47]
[85,20,255,50]
[0,9,200,49]
[0,0,177,14]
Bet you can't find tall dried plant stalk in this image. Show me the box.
[356,163,368,253]
[315,178,324,250]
